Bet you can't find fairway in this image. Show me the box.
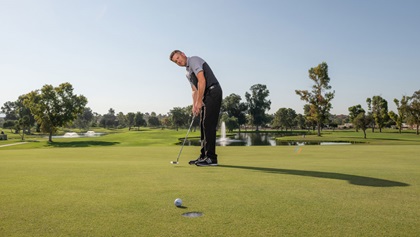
[0,145,419,236]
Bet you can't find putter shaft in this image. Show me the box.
[172,116,195,164]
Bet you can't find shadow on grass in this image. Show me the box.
[219,165,409,187]
[370,137,420,142]
[340,136,401,141]
[48,141,120,148]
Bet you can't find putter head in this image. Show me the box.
[170,161,179,165]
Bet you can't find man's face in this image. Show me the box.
[171,52,187,67]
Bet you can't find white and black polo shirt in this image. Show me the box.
[186,56,219,91]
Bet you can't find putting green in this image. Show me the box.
[0,145,419,236]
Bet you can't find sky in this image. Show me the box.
[1,0,419,116]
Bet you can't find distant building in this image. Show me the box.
[402,123,418,130]
[338,123,353,129]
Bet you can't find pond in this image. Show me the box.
[179,132,352,146]
[179,122,354,146]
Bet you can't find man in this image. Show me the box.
[170,50,222,166]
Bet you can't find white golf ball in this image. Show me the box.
[174,198,182,207]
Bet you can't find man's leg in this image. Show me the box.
[200,108,206,157]
[189,112,206,165]
[197,87,222,166]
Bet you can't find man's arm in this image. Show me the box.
[193,71,206,116]
[191,87,197,113]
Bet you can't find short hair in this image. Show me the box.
[169,50,182,61]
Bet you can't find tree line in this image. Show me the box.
[1,62,420,142]
[348,93,420,138]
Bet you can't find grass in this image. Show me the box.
[0,127,202,149]
[0,128,419,236]
[2,127,420,149]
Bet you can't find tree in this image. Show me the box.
[148,114,161,127]
[134,112,147,130]
[329,121,338,131]
[3,120,15,133]
[272,108,287,130]
[225,117,239,132]
[245,84,271,131]
[272,108,296,131]
[364,104,375,132]
[169,107,189,131]
[285,108,297,131]
[23,82,87,142]
[1,96,36,136]
[91,112,101,127]
[265,114,274,129]
[15,115,31,141]
[161,116,171,128]
[116,112,128,128]
[74,107,94,130]
[405,90,420,135]
[389,97,407,133]
[182,105,199,132]
[126,112,135,130]
[303,104,317,131]
[294,114,306,130]
[388,111,399,130]
[328,114,347,131]
[100,108,117,128]
[1,101,19,120]
[296,62,335,136]
[348,104,364,132]
[354,111,372,139]
[221,113,239,132]
[366,96,389,133]
[146,112,159,126]
[348,105,372,139]
[330,114,349,127]
[221,93,248,132]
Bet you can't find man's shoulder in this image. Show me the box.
[188,56,206,65]
[187,56,206,75]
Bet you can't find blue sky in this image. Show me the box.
[1,0,419,116]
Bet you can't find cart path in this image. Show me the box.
[0,142,28,148]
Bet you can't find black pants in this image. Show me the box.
[200,85,222,160]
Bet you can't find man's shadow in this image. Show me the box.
[219,165,409,187]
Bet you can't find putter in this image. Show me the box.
[171,116,195,165]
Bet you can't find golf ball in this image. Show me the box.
[174,198,182,207]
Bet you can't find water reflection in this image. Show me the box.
[242,133,276,146]
[180,132,278,146]
[179,132,353,146]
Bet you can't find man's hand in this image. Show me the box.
[193,102,203,116]
[191,70,206,116]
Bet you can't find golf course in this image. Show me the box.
[0,129,419,236]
